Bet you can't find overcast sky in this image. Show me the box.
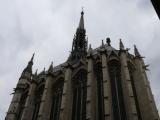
[0,0,160,119]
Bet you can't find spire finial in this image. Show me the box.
[81,6,84,15]
[78,9,85,29]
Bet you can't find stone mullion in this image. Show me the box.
[21,82,37,120]
[59,67,72,120]
[37,76,53,120]
[86,58,96,120]
[101,53,113,120]
[120,52,138,120]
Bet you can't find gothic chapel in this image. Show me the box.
[6,11,160,120]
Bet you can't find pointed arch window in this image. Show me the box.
[108,60,127,120]
[50,79,64,120]
[72,69,87,120]
[32,84,44,120]
[94,62,105,120]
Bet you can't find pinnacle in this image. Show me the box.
[119,39,125,50]
[48,61,53,72]
[134,45,141,57]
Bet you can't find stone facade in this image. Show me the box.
[5,11,160,120]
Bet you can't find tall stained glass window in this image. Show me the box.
[50,79,64,120]
[72,69,87,120]
[32,85,44,120]
[108,60,127,120]
[17,91,28,120]
[94,62,105,120]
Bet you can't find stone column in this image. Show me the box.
[120,51,138,120]
[21,81,37,120]
[37,74,54,120]
[86,55,97,120]
[101,51,113,120]
[59,64,73,120]
[133,57,160,120]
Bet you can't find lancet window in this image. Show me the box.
[32,84,44,120]
[94,62,105,120]
[72,69,87,120]
[50,79,64,120]
[108,60,127,120]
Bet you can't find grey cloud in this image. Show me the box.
[0,0,160,119]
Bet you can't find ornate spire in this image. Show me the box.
[69,10,88,61]
[134,45,141,57]
[119,39,125,50]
